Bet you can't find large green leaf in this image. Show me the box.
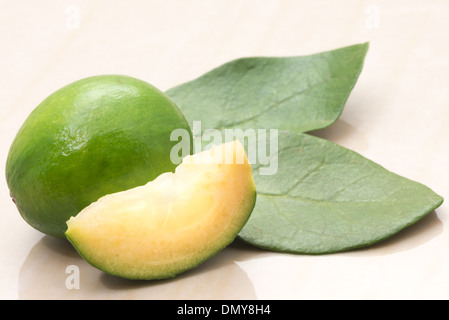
[166,43,443,254]
[167,43,369,133]
[237,131,443,254]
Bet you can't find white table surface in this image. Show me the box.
[1,0,449,300]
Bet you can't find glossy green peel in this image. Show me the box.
[6,75,192,237]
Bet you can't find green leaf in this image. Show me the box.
[238,131,443,254]
[166,43,443,254]
[167,43,369,133]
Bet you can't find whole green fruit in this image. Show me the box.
[6,75,192,238]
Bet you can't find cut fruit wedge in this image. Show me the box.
[65,140,256,280]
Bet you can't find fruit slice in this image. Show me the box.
[65,140,256,280]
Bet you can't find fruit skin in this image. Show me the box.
[65,140,256,280]
[6,75,192,238]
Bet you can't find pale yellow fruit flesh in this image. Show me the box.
[65,140,256,280]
